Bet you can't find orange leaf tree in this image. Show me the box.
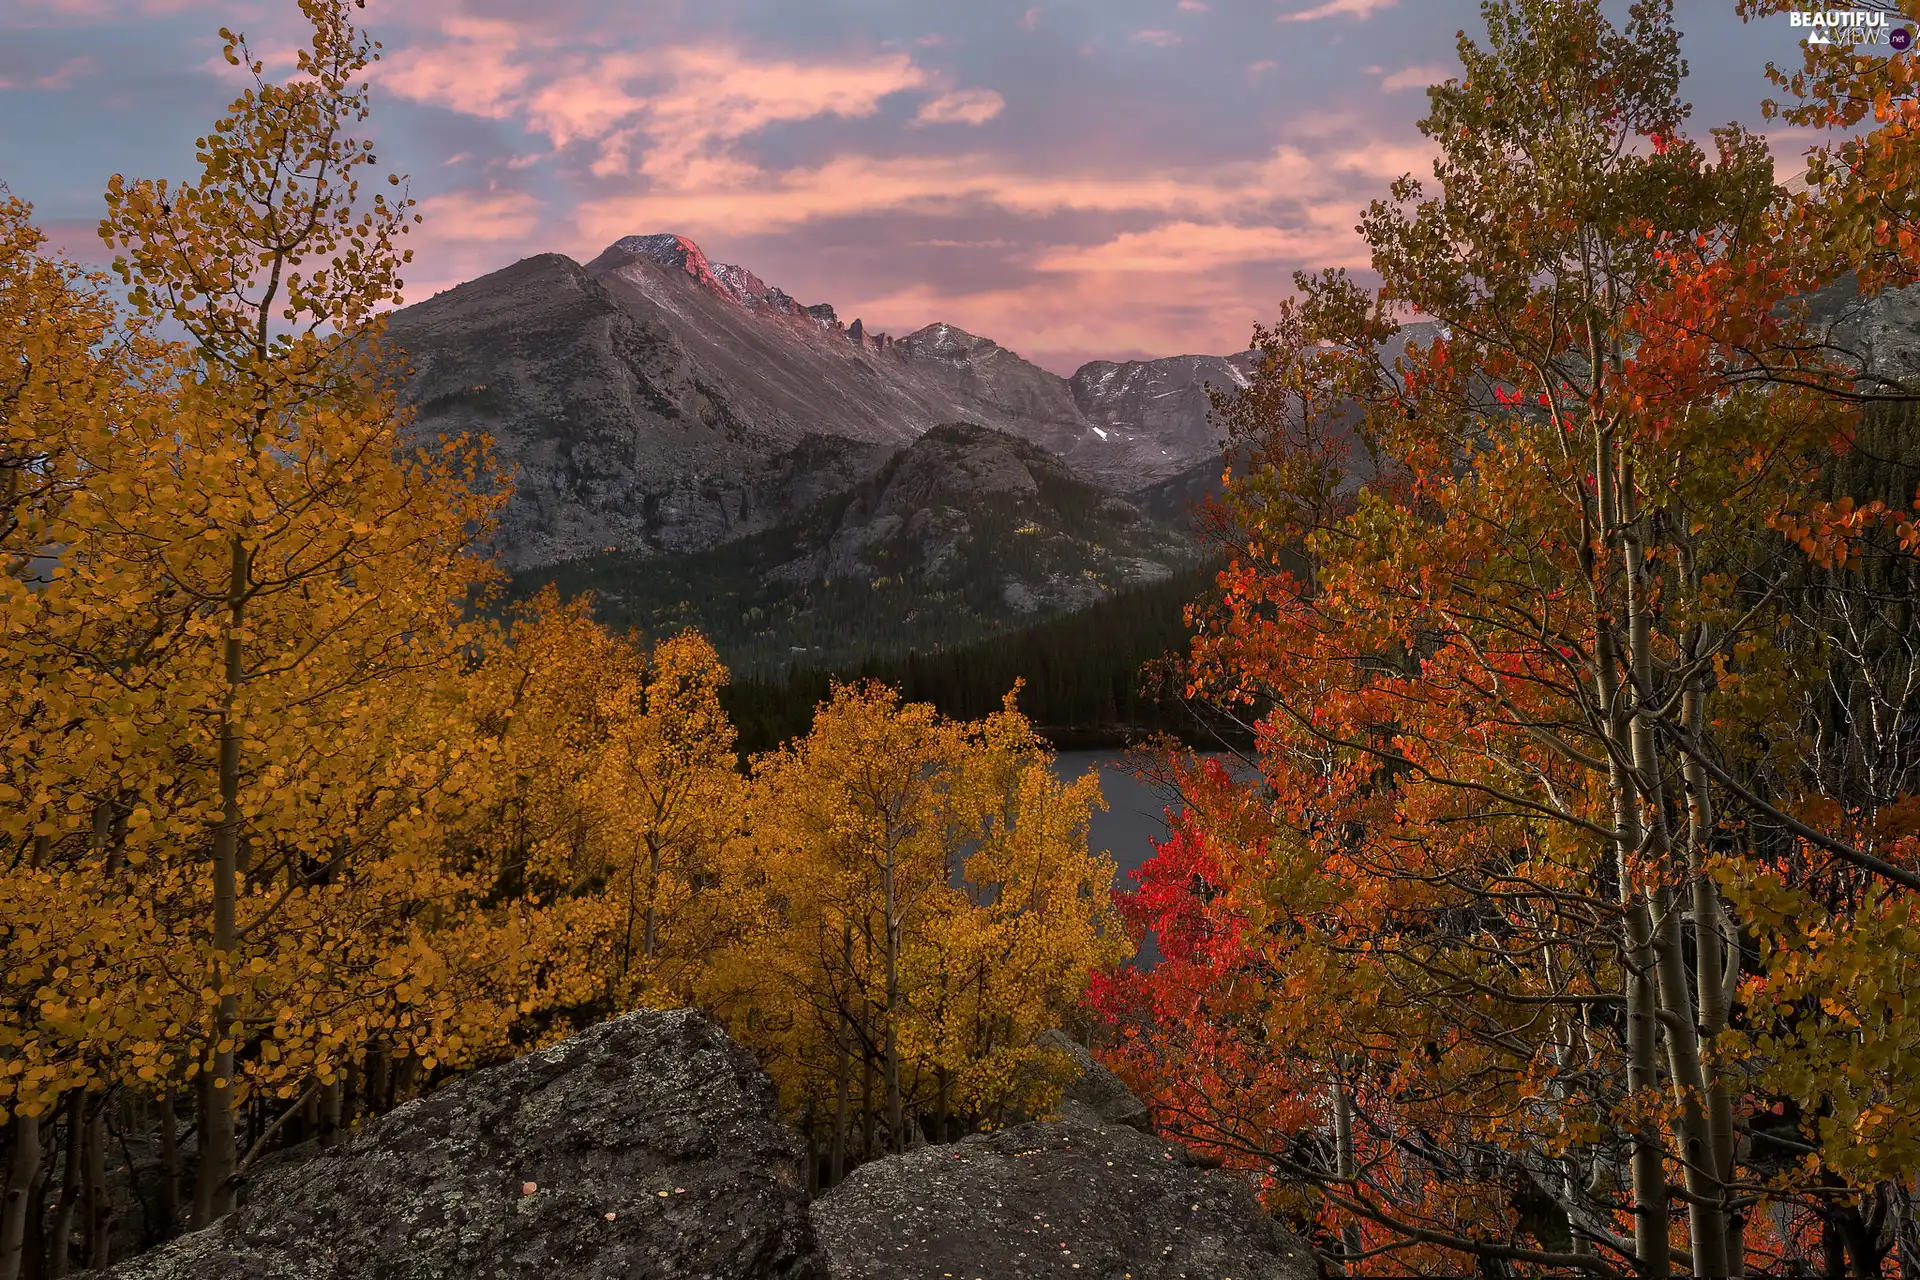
[1095,2,1920,1276]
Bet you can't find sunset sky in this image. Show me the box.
[5,0,1819,373]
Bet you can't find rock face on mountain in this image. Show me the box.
[786,422,1190,599]
[385,251,894,569]
[387,233,1255,570]
[1803,276,1920,385]
[812,1081,1315,1280]
[527,423,1201,672]
[1067,352,1256,480]
[104,1010,817,1280]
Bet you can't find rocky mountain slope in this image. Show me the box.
[386,233,1255,570]
[523,422,1200,673]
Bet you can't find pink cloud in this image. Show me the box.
[914,88,1006,126]
[383,29,933,180]
[376,17,535,122]
[1031,221,1369,274]
[1132,29,1182,47]
[1246,59,1278,79]
[1280,0,1397,21]
[415,189,543,241]
[0,54,94,89]
[1178,0,1210,11]
[6,0,225,16]
[569,134,1429,246]
[1379,62,1450,91]
[1019,7,1043,31]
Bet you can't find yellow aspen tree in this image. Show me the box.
[87,0,501,1223]
[927,694,1130,1121]
[587,629,746,1009]
[0,196,183,1280]
[710,683,1130,1169]
[750,684,968,1154]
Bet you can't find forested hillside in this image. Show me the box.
[722,565,1233,754]
[512,421,1200,674]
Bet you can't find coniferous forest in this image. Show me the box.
[720,565,1238,755]
[6,1,1920,1277]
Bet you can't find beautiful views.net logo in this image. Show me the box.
[1788,8,1915,50]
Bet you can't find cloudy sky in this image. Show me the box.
[4,0,1818,372]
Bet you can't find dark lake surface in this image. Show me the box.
[1050,749,1181,890]
[1049,749,1248,967]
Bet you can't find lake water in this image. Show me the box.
[1049,749,1228,967]
[1051,749,1181,889]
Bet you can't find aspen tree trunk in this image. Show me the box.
[342,1058,360,1128]
[90,802,110,866]
[20,1165,42,1280]
[192,535,248,1226]
[1621,462,1728,1279]
[392,1055,421,1107]
[880,840,905,1156]
[860,1051,876,1164]
[829,1032,850,1187]
[800,1107,819,1196]
[318,1078,342,1149]
[0,1112,39,1280]
[1684,682,1742,1276]
[642,834,662,961]
[1592,430,1669,1280]
[48,1094,79,1277]
[155,1093,178,1235]
[367,1043,391,1116]
[1331,1077,1361,1274]
[830,924,853,1186]
[296,1088,318,1146]
[81,1102,106,1270]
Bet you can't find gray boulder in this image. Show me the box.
[811,1108,1316,1280]
[104,1009,816,1280]
[1033,1028,1155,1134]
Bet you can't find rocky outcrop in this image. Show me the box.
[811,1037,1315,1280]
[99,1014,1315,1280]
[1032,1028,1155,1134]
[104,1010,816,1280]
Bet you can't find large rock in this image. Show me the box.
[812,1110,1315,1280]
[1032,1029,1155,1134]
[105,1009,816,1280]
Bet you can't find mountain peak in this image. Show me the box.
[598,233,893,345]
[607,233,715,279]
[899,322,1000,364]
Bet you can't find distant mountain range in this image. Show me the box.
[386,233,1257,575]
[394,234,1920,672]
